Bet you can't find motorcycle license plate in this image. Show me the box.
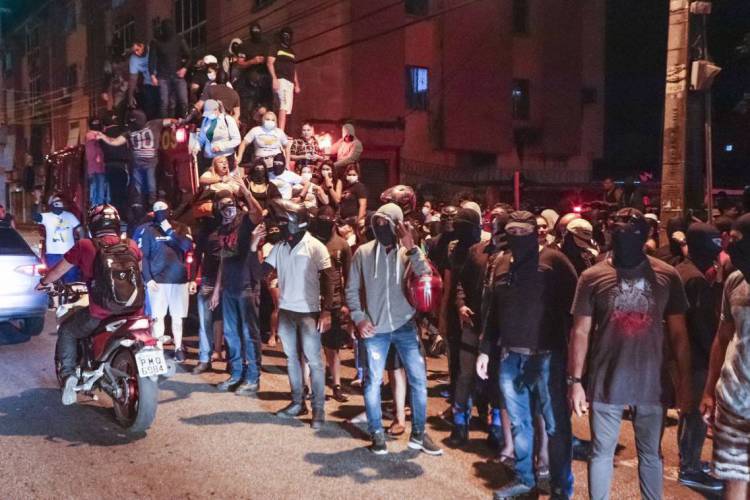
[135,349,168,378]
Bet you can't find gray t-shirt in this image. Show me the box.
[715,270,750,416]
[572,256,688,405]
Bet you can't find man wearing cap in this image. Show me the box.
[194,99,241,175]
[34,195,81,284]
[568,208,692,500]
[559,218,600,276]
[477,211,578,499]
[133,201,194,362]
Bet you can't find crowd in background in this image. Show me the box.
[21,15,750,500]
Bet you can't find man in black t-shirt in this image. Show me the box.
[477,211,577,499]
[233,23,272,129]
[267,26,299,132]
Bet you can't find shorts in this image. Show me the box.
[149,282,189,319]
[321,312,348,350]
[712,397,750,481]
[276,78,294,114]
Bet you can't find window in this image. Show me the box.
[405,0,429,16]
[512,79,530,120]
[175,0,206,50]
[406,66,429,110]
[67,64,78,89]
[29,76,41,116]
[113,18,135,55]
[512,0,530,35]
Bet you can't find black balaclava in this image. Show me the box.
[686,223,721,273]
[611,208,649,269]
[250,162,266,183]
[491,209,510,252]
[453,208,481,245]
[506,211,539,271]
[266,224,282,244]
[728,214,750,279]
[272,155,286,176]
[160,19,175,41]
[280,27,292,48]
[310,206,336,243]
[440,205,458,238]
[128,110,147,132]
[373,217,396,248]
[666,217,686,258]
[154,209,169,224]
[50,197,65,215]
[250,23,262,43]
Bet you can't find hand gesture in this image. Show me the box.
[396,221,415,250]
[459,306,475,327]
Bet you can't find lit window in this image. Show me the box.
[406,66,429,111]
[512,79,530,120]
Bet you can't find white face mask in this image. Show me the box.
[422,207,430,216]
[301,172,313,182]
[346,175,358,184]
[264,120,276,130]
[207,70,216,81]
[346,234,356,246]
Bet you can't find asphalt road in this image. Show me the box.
[0,307,720,500]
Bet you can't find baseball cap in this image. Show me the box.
[505,211,537,232]
[203,99,220,117]
[153,201,168,212]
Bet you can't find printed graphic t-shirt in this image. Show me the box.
[41,211,80,255]
[571,256,688,405]
[127,120,165,167]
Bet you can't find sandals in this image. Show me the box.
[494,453,516,468]
[387,422,406,437]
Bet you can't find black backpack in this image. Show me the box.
[90,237,144,315]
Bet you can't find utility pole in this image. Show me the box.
[659,0,691,232]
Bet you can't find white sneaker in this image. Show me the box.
[61,376,78,406]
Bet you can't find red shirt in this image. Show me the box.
[64,235,143,319]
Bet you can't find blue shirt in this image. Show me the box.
[129,53,155,86]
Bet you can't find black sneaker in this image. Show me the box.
[174,348,186,363]
[61,376,78,406]
[276,402,309,418]
[235,381,259,396]
[216,378,242,392]
[447,424,468,447]
[492,479,535,499]
[331,384,349,403]
[311,408,325,429]
[408,432,443,456]
[370,431,388,455]
[192,362,211,375]
[678,469,724,491]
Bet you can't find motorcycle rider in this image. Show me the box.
[39,204,143,405]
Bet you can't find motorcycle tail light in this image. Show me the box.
[120,339,135,347]
[129,318,150,330]
[175,128,187,143]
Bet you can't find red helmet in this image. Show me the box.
[381,185,417,215]
[404,260,443,314]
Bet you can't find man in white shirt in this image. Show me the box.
[265,199,338,430]
[34,195,81,283]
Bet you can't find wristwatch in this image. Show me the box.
[566,375,582,386]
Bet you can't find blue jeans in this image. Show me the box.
[46,253,80,283]
[197,286,216,363]
[278,309,325,409]
[88,173,109,206]
[158,75,188,118]
[132,163,157,206]
[222,288,261,384]
[361,320,427,437]
[499,350,573,496]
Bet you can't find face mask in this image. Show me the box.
[453,221,479,244]
[346,175,358,184]
[301,172,313,182]
[611,223,647,268]
[422,207,431,217]
[264,120,276,130]
[207,70,216,81]
[286,214,307,235]
[251,167,266,183]
[272,162,285,176]
[373,221,396,247]
[220,205,237,224]
[251,30,262,43]
[281,32,292,46]
[687,223,721,273]
[321,169,332,178]
[154,210,169,224]
[311,219,334,242]
[346,234,356,246]
[52,206,64,215]
[507,232,539,268]
[266,228,282,244]
[344,134,353,142]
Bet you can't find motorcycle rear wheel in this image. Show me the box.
[111,349,158,433]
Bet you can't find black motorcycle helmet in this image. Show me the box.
[440,205,458,233]
[269,198,309,235]
[88,204,121,236]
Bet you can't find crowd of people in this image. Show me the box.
[25,16,750,500]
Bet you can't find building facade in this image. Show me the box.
[0,0,604,220]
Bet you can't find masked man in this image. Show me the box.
[35,195,81,283]
[267,26,299,132]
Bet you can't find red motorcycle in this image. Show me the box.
[50,283,173,433]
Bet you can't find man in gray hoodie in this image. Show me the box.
[346,203,443,456]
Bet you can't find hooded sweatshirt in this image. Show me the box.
[149,20,192,78]
[332,124,363,169]
[346,203,430,333]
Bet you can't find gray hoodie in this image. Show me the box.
[346,203,430,334]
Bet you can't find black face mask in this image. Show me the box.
[51,206,64,215]
[310,219,335,242]
[272,162,285,176]
[266,228,282,244]
[611,223,647,268]
[687,224,721,273]
[507,233,538,269]
[453,221,480,245]
[251,30,262,43]
[154,210,169,224]
[280,32,292,47]
[250,167,266,183]
[373,223,396,247]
